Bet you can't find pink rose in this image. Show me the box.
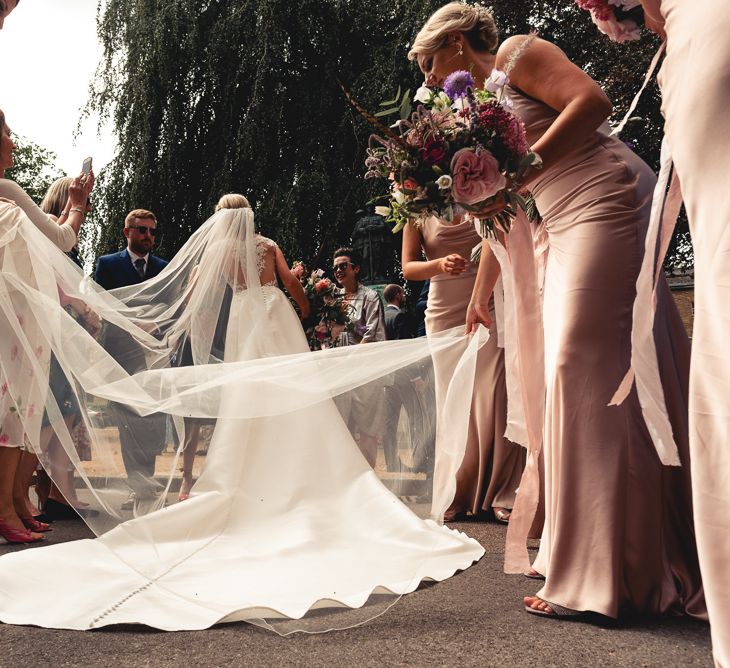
[450,148,506,205]
[291,263,305,280]
[591,12,640,42]
[315,278,332,294]
[0,434,8,445]
[1,383,8,396]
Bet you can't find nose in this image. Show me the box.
[425,73,437,87]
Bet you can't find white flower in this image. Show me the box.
[375,205,391,217]
[436,175,453,190]
[452,97,470,113]
[392,187,405,204]
[432,92,452,110]
[315,268,324,277]
[485,69,509,94]
[414,85,432,104]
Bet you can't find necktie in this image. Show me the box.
[134,258,146,278]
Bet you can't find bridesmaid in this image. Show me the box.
[401,216,524,523]
[409,3,705,620]
[640,1,730,663]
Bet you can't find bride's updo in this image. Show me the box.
[408,2,498,60]
[215,193,251,211]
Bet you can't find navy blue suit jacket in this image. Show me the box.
[94,249,168,291]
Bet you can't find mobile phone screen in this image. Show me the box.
[82,157,93,175]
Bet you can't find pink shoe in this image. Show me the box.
[0,519,44,544]
[21,516,52,532]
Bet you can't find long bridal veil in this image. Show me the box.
[0,201,487,632]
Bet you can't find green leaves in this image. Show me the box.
[374,87,412,120]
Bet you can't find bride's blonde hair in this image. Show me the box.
[408,2,498,61]
[215,193,251,211]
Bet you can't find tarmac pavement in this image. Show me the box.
[0,519,712,668]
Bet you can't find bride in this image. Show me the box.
[0,193,486,632]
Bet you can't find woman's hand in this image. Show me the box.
[438,253,469,276]
[69,171,94,209]
[465,299,492,334]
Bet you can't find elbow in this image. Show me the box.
[401,262,416,280]
[587,89,613,124]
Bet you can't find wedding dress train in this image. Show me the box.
[0,206,484,631]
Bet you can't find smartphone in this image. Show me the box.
[82,157,93,175]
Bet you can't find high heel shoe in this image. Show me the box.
[0,519,45,544]
[21,516,52,532]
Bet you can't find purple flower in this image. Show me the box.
[443,70,475,100]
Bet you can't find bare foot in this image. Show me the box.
[178,475,193,501]
[524,595,553,614]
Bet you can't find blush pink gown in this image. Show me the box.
[641,1,730,663]
[506,83,705,619]
[419,219,525,517]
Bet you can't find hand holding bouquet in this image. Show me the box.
[290,262,354,351]
[360,68,541,237]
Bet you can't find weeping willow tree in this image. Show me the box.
[87,0,690,268]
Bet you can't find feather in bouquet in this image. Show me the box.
[575,0,644,43]
[290,262,354,351]
[356,69,542,238]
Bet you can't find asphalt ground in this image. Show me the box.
[0,519,712,668]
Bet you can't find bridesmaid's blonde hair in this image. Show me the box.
[215,193,251,211]
[408,2,498,60]
[40,176,74,218]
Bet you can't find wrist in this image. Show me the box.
[69,207,85,215]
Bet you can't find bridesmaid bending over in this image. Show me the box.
[410,2,705,621]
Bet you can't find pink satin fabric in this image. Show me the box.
[498,82,704,617]
[420,218,525,515]
[651,1,730,663]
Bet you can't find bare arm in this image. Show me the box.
[274,245,310,319]
[401,221,468,280]
[498,36,613,188]
[465,240,502,334]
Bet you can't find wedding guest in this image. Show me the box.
[411,2,704,619]
[637,2,729,662]
[0,108,92,543]
[16,177,95,522]
[333,247,385,465]
[415,280,429,337]
[383,284,413,340]
[401,214,523,523]
[95,209,168,511]
[95,209,167,289]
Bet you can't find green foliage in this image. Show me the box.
[5,134,62,204]
[88,0,691,268]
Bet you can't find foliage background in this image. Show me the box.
[78,0,690,270]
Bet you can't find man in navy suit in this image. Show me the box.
[95,209,168,512]
[95,209,167,289]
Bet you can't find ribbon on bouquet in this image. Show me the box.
[609,137,683,466]
[487,208,546,574]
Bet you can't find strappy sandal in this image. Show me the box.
[524,568,545,580]
[494,508,511,523]
[21,516,52,532]
[524,597,584,620]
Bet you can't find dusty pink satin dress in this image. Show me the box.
[642,1,730,663]
[506,83,705,618]
[419,219,525,516]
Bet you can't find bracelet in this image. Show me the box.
[69,207,85,214]
[59,210,70,218]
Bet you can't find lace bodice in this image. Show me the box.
[255,235,277,287]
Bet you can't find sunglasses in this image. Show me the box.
[127,225,157,236]
[333,262,352,272]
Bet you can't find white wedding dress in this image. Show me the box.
[0,208,484,632]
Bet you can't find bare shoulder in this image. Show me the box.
[496,35,567,75]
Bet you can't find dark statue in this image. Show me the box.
[351,210,398,285]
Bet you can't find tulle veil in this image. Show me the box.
[0,201,488,632]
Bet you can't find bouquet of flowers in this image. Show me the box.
[358,68,541,237]
[575,0,644,43]
[290,262,354,351]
